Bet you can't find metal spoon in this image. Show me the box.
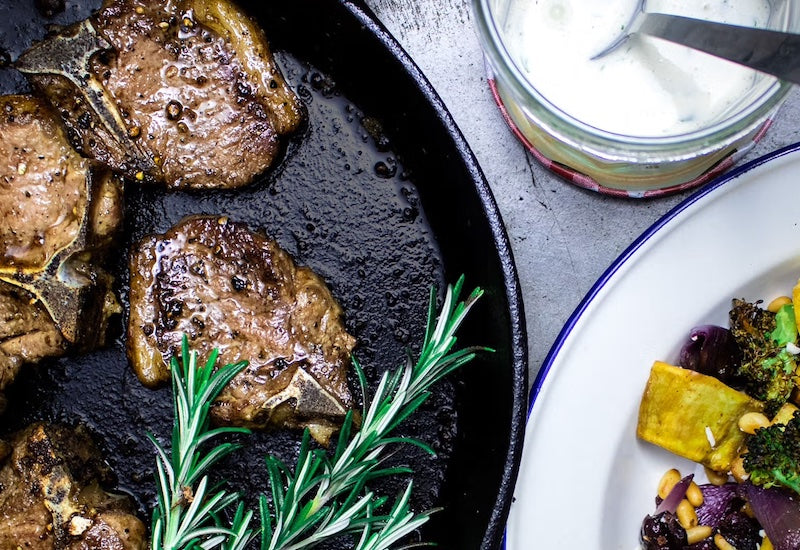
[592,0,800,85]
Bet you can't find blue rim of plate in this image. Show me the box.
[501,139,800,549]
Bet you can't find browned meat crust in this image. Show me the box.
[0,95,122,395]
[0,423,146,549]
[128,216,355,443]
[0,285,65,399]
[0,95,121,269]
[22,0,304,190]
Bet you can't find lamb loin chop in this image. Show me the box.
[0,95,122,401]
[18,0,304,190]
[0,286,65,405]
[128,216,356,444]
[0,423,146,549]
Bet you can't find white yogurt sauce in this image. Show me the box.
[501,0,775,137]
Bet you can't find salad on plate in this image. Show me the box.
[638,281,800,549]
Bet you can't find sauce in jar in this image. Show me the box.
[473,0,794,195]
[501,0,775,137]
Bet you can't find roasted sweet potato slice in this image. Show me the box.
[638,361,764,472]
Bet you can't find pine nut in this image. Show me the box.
[686,481,704,507]
[714,533,737,550]
[658,468,682,499]
[704,466,729,486]
[773,402,799,425]
[738,412,770,434]
[686,525,712,545]
[731,456,749,483]
[677,498,698,529]
[768,295,792,312]
[761,535,774,550]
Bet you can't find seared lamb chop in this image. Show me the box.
[0,423,146,549]
[128,216,355,444]
[0,286,65,409]
[0,95,122,399]
[18,0,304,190]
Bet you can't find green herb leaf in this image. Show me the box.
[150,335,256,550]
[768,304,798,346]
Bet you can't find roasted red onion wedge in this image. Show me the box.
[679,325,741,385]
[746,483,800,550]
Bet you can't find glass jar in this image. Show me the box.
[473,0,796,197]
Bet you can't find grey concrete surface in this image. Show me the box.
[363,0,800,387]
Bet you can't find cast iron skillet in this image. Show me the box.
[0,1,527,548]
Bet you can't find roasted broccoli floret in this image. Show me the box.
[729,299,799,416]
[743,410,800,495]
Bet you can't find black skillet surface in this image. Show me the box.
[0,1,527,548]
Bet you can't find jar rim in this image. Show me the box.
[472,0,793,163]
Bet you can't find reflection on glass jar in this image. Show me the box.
[474,0,796,197]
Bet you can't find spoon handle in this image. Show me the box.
[640,13,800,84]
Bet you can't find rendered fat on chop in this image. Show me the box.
[128,216,356,444]
[0,95,122,400]
[17,0,304,190]
[0,423,146,549]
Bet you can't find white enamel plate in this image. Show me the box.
[505,143,800,549]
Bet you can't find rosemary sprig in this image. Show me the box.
[149,335,256,550]
[260,276,488,550]
[149,277,486,550]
